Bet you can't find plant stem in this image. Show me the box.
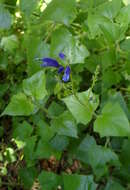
[0,181,21,187]
[120,87,130,92]
[105,137,110,148]
[3,4,17,9]
[44,23,55,43]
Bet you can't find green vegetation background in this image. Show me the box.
[0,0,130,189]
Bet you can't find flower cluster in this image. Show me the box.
[40,53,71,82]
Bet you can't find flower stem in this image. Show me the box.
[44,23,55,43]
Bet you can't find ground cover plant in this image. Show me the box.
[0,0,130,189]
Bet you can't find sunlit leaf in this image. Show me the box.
[2,93,35,116]
[23,70,47,100]
[94,102,130,137]
[63,90,99,125]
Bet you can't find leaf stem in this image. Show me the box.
[105,137,110,148]
[3,4,17,9]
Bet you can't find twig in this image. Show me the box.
[120,87,130,92]
[0,181,21,187]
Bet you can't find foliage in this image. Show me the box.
[0,0,130,189]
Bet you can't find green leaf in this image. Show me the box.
[104,179,125,190]
[120,38,130,52]
[99,21,121,44]
[38,171,62,190]
[19,167,38,189]
[94,102,130,137]
[0,52,8,70]
[116,4,130,26]
[101,49,116,71]
[23,70,47,100]
[24,136,37,166]
[48,101,64,117]
[51,26,72,57]
[0,166,7,176]
[71,41,90,64]
[79,0,107,10]
[20,0,38,16]
[0,4,12,30]
[0,35,19,54]
[102,69,121,91]
[75,135,120,177]
[4,148,16,163]
[35,41,50,59]
[76,135,119,166]
[51,111,78,138]
[87,13,108,39]
[2,93,35,116]
[85,54,101,73]
[36,119,54,142]
[13,121,33,141]
[87,12,124,43]
[49,134,69,151]
[0,83,9,98]
[120,139,130,167]
[63,174,97,190]
[96,0,122,20]
[24,26,50,75]
[63,90,99,125]
[51,27,89,64]
[107,92,130,120]
[46,70,57,94]
[12,139,25,150]
[35,139,61,160]
[40,0,76,25]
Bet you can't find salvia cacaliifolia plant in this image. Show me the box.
[0,0,130,189]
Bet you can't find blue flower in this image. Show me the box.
[39,52,71,82]
[58,65,64,74]
[59,52,66,60]
[62,66,71,82]
[41,58,59,68]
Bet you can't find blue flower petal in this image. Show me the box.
[62,66,71,82]
[58,66,64,74]
[59,52,66,60]
[41,58,59,68]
